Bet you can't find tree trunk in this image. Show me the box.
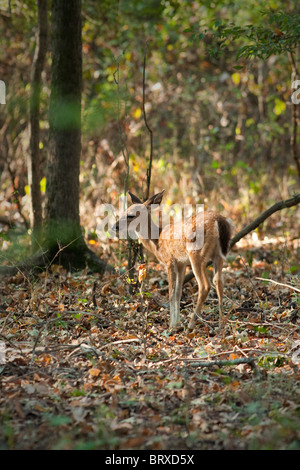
[28,0,48,250]
[43,0,109,273]
[0,0,112,275]
[46,0,82,246]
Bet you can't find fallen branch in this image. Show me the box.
[256,277,300,293]
[227,319,299,333]
[229,193,300,247]
[98,338,142,350]
[184,193,300,284]
[183,356,257,369]
[64,338,142,359]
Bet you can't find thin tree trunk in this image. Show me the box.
[0,0,112,276]
[289,52,300,180]
[28,0,48,250]
[143,41,153,202]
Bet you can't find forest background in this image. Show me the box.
[1,0,299,247]
[0,0,300,451]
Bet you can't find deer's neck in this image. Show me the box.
[137,217,162,260]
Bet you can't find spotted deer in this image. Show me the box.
[113,190,233,330]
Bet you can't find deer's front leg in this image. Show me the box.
[174,262,186,324]
[167,262,179,328]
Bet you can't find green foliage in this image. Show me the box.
[189,9,300,60]
[258,354,286,368]
[120,0,165,21]
[1,0,299,256]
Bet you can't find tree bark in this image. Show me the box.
[28,0,48,250]
[42,0,109,273]
[289,52,300,180]
[45,0,82,248]
[0,0,111,276]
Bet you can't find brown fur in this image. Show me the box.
[113,191,233,330]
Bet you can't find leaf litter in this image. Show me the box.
[0,239,300,450]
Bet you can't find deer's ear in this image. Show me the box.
[145,189,165,207]
[128,191,143,204]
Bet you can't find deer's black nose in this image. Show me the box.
[111,221,119,236]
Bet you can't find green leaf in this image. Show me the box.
[273,98,286,116]
[0,232,8,241]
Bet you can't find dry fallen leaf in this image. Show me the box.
[138,264,147,283]
[88,368,101,377]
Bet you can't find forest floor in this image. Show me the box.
[0,235,300,451]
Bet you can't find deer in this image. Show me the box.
[112,190,233,331]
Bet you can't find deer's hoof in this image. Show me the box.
[168,324,184,334]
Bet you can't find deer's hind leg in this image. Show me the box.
[213,255,224,328]
[187,253,211,330]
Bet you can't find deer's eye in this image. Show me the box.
[127,215,135,220]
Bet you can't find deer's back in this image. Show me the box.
[157,211,232,265]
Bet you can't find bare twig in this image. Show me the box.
[255,277,300,293]
[98,338,142,350]
[143,42,154,201]
[114,52,130,203]
[47,237,83,269]
[0,332,22,352]
[114,52,141,285]
[65,338,142,359]
[227,319,300,333]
